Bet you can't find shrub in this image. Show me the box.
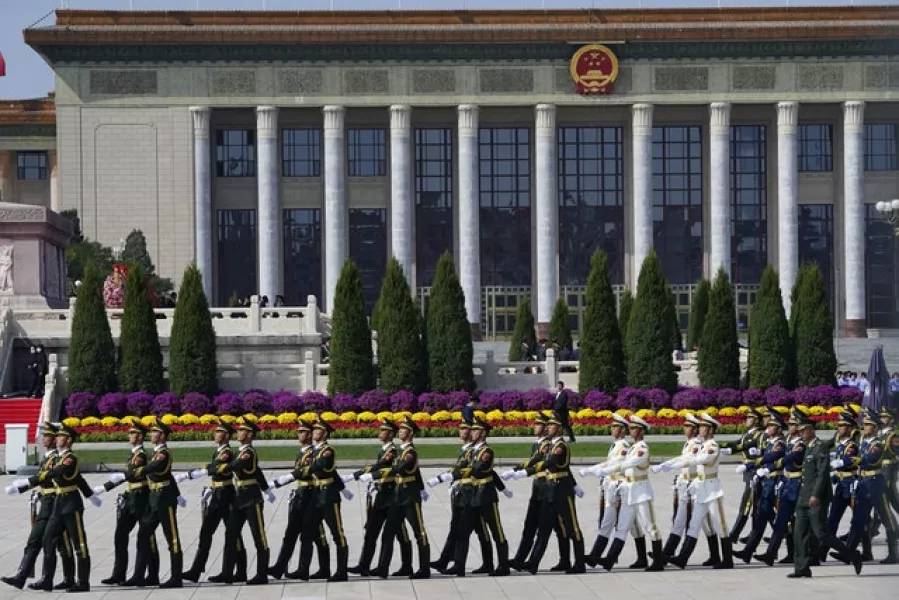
[498,390,524,412]
[549,297,573,352]
[330,393,358,413]
[271,391,303,414]
[125,392,154,417]
[583,390,615,411]
[669,289,684,352]
[66,392,98,418]
[118,264,164,393]
[389,390,419,413]
[97,392,127,418]
[618,289,634,347]
[748,266,793,389]
[375,258,426,393]
[741,388,765,407]
[151,393,181,417]
[625,250,677,392]
[418,392,449,413]
[168,264,218,397]
[764,385,793,407]
[793,264,837,387]
[426,252,474,392]
[522,388,554,411]
[508,296,536,361]
[686,279,710,351]
[298,391,330,412]
[181,392,213,415]
[616,388,648,411]
[715,388,744,408]
[242,390,273,415]
[476,391,504,412]
[214,392,243,415]
[698,268,740,389]
[644,388,671,410]
[67,264,117,395]
[358,389,390,413]
[671,388,715,410]
[328,260,375,395]
[578,250,626,394]
[445,391,471,411]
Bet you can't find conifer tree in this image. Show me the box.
[118,265,164,393]
[168,264,218,397]
[625,250,677,391]
[327,260,375,395]
[698,268,741,389]
[375,258,426,393]
[748,266,793,389]
[67,264,118,395]
[426,252,474,392]
[669,289,684,352]
[578,251,626,393]
[686,279,711,351]
[793,264,837,387]
[549,297,573,352]
[508,297,536,362]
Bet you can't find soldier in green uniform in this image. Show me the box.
[1,422,77,591]
[269,419,331,580]
[92,422,159,586]
[370,416,430,579]
[177,421,248,583]
[346,419,414,577]
[719,407,765,543]
[214,419,274,585]
[789,410,862,578]
[128,421,183,589]
[877,408,898,516]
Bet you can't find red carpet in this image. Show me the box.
[0,399,43,443]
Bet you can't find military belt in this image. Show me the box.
[55,485,78,494]
[545,471,570,481]
[235,479,259,488]
[313,478,334,486]
[533,472,547,479]
[40,488,56,495]
[682,472,698,481]
[766,471,783,479]
[626,475,648,483]
[698,473,718,481]
[125,481,149,491]
[149,481,171,491]
[394,476,417,484]
[835,472,856,479]
[210,480,233,489]
[457,477,490,486]
[784,472,803,479]
[296,481,313,488]
[883,459,894,466]
[860,469,881,478]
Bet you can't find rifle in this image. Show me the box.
[365,482,375,522]
[200,487,211,522]
[598,477,606,526]
[28,491,39,577]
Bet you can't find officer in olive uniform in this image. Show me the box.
[92,422,159,586]
[719,407,765,543]
[270,419,331,580]
[1,423,77,591]
[215,420,274,585]
[370,416,430,580]
[128,421,183,589]
[346,419,414,577]
[179,421,248,583]
[878,407,898,515]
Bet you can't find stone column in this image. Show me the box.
[390,105,414,284]
[256,106,280,304]
[535,103,558,339]
[458,104,481,338]
[48,150,60,213]
[190,106,213,301]
[776,101,799,315]
[631,103,654,286]
[709,102,732,278]
[0,151,13,204]
[323,105,347,314]
[843,100,866,337]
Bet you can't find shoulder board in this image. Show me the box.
[132,453,145,465]
[321,447,334,458]
[553,446,565,456]
[772,441,785,450]
[868,442,883,451]
[240,451,252,461]
[64,456,75,466]
[891,437,899,447]
[154,452,167,461]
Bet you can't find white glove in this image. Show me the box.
[177,496,187,508]
[650,465,662,474]
[829,452,837,460]
[174,472,190,484]
[276,474,295,487]
[4,484,17,496]
[359,473,374,483]
[108,472,127,484]
[756,468,770,477]
[503,488,514,499]
[189,469,207,480]
[830,459,843,469]
[89,495,102,507]
[340,474,355,484]
[420,490,430,502]
[201,487,213,502]
[661,461,676,473]
[427,476,442,488]
[92,486,105,496]
[266,489,276,503]
[574,484,585,499]
[735,465,747,474]
[438,472,453,483]
[596,468,612,478]
[341,488,354,500]
[719,448,733,455]
[500,469,516,481]
[12,478,29,489]
[748,447,761,457]
[579,467,591,477]
[512,470,528,480]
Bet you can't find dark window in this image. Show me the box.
[283,209,322,305]
[865,124,899,171]
[215,129,256,177]
[557,126,625,285]
[16,151,47,180]
[348,128,387,177]
[415,128,454,287]
[865,205,899,328]
[216,209,257,303]
[798,204,834,318]
[730,125,768,284]
[798,124,833,172]
[282,128,321,177]
[349,209,388,312]
[652,126,703,285]
[479,127,532,286]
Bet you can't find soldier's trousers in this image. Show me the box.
[110,504,158,581]
[437,499,492,567]
[188,502,245,576]
[134,503,181,582]
[615,500,660,542]
[273,492,328,574]
[686,497,728,539]
[794,504,855,573]
[222,503,268,579]
[22,502,74,581]
[728,477,755,540]
[40,509,89,585]
[377,501,429,572]
[453,500,509,574]
[359,504,411,569]
[528,495,583,568]
[299,501,348,576]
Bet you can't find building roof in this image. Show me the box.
[23,6,899,47]
[0,97,55,127]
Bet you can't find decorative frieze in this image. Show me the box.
[797,65,843,91]
[653,67,709,92]
[479,69,534,93]
[864,64,899,90]
[731,66,776,91]
[277,69,324,95]
[412,69,456,94]
[210,69,256,96]
[343,69,389,95]
[89,70,158,95]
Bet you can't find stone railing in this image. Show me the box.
[0,308,13,393]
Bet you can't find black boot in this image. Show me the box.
[55,553,75,590]
[753,531,784,567]
[66,558,90,593]
[732,528,762,564]
[182,544,210,583]
[247,548,268,585]
[1,554,36,590]
[714,538,734,570]
[327,546,348,582]
[551,535,571,571]
[269,543,294,580]
[492,541,511,577]
[523,533,549,575]
[101,549,128,586]
[31,552,57,591]
[728,513,749,544]
[668,536,697,569]
[629,537,648,569]
[349,534,377,577]
[144,546,160,586]
[597,538,624,571]
[881,534,899,565]
[410,544,431,579]
[702,535,721,567]
[309,538,330,580]
[586,535,609,568]
[392,541,414,577]
[778,529,795,564]
[645,539,665,572]
[661,534,681,559]
[160,553,183,588]
[566,538,586,574]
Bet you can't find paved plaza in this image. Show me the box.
[0,468,896,600]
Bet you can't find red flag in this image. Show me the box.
[0,51,6,77]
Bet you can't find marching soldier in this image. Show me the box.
[128,421,184,589]
[878,407,898,516]
[719,407,765,542]
[269,419,331,580]
[214,420,275,585]
[369,416,431,579]
[176,421,248,583]
[346,419,412,577]
[657,413,733,569]
[819,408,861,561]
[92,422,159,586]
[1,423,77,591]
[592,415,665,572]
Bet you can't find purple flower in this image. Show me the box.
[764,385,793,407]
[151,393,181,417]
[615,388,647,411]
[272,391,303,414]
[838,386,863,407]
[214,392,243,416]
[181,392,213,415]
[713,388,743,409]
[125,392,154,417]
[418,392,448,413]
[474,391,503,412]
[522,388,554,411]
[389,391,418,413]
[445,391,471,411]
[97,393,127,418]
[358,390,390,413]
[65,392,97,418]
[583,390,614,411]
[793,385,839,408]
[671,388,713,410]
[299,391,330,412]
[566,392,584,411]
[643,389,671,410]
[497,390,523,412]
[741,388,765,407]
[330,393,358,413]
[242,390,273,416]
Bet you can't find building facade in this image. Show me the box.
[3,6,898,338]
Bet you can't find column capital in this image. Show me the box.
[323,105,346,137]
[709,102,731,135]
[190,106,210,140]
[631,103,654,136]
[535,104,557,131]
[458,104,479,137]
[776,101,799,134]
[390,105,412,136]
[256,106,279,139]
[843,100,865,133]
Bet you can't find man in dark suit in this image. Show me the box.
[461,394,477,424]
[554,382,575,443]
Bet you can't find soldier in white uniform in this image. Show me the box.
[592,415,665,572]
[579,414,647,569]
[656,413,734,569]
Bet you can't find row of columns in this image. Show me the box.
[189,100,869,335]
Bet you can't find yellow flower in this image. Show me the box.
[199,414,220,424]
[299,412,318,422]
[826,406,844,415]
[431,410,452,422]
[277,412,298,424]
[393,411,413,420]
[321,412,338,422]
[636,409,655,420]
[338,412,356,422]
[794,405,810,415]
[703,407,718,417]
[737,405,751,414]
[576,408,596,419]
[356,411,377,423]
[719,407,737,417]
[772,406,789,414]
[376,411,394,422]
[474,410,486,419]
[259,415,277,424]
[80,416,101,427]
[62,417,81,428]
[100,416,120,427]
[140,415,158,427]
[657,408,677,419]
[808,406,826,416]
[450,411,463,420]
[240,414,259,423]
[119,415,141,425]
[596,410,613,419]
[412,412,431,422]
[220,415,238,424]
[485,410,504,422]
[615,409,633,417]
[677,409,695,418]
[178,414,200,426]
[849,403,861,414]
[161,414,179,426]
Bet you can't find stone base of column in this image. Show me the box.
[536,322,551,341]
[843,319,867,338]
[469,323,483,342]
